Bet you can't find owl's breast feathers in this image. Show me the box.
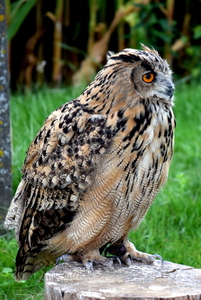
[6,95,175,246]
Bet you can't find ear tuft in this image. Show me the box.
[106,51,115,61]
[140,43,159,56]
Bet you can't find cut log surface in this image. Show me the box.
[44,260,201,300]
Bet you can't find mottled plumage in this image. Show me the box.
[5,45,175,281]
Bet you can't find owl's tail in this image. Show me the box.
[15,244,53,281]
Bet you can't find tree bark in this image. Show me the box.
[45,260,201,300]
[0,0,12,225]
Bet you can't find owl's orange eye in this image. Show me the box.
[142,72,155,83]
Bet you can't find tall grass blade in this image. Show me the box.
[8,0,37,40]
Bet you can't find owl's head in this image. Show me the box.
[106,45,174,103]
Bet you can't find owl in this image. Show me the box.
[5,45,175,281]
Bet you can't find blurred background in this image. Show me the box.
[7,0,201,90]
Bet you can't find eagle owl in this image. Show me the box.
[5,45,175,281]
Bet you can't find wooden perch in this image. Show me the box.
[45,260,201,299]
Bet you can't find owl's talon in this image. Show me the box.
[124,254,132,266]
[108,256,121,266]
[56,254,71,264]
[84,260,94,271]
[152,254,163,265]
[140,254,163,265]
[98,258,114,268]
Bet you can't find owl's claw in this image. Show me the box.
[133,253,163,265]
[84,260,94,271]
[108,255,121,266]
[152,254,163,265]
[56,254,71,264]
[124,254,132,266]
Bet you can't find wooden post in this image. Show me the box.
[45,260,201,300]
[0,0,12,225]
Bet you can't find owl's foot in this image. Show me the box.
[56,250,114,270]
[81,249,114,271]
[107,240,163,266]
[123,240,163,265]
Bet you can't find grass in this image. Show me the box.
[1,82,201,299]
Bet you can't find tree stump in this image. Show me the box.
[44,260,201,300]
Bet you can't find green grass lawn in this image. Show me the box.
[1,82,201,299]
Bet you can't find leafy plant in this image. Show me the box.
[7,0,37,40]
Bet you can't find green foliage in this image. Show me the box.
[184,45,201,79]
[1,82,201,298]
[7,0,37,40]
[130,2,176,48]
[7,0,201,88]
[193,25,201,40]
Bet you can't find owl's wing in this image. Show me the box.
[5,99,112,248]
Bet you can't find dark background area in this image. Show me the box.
[7,0,201,90]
